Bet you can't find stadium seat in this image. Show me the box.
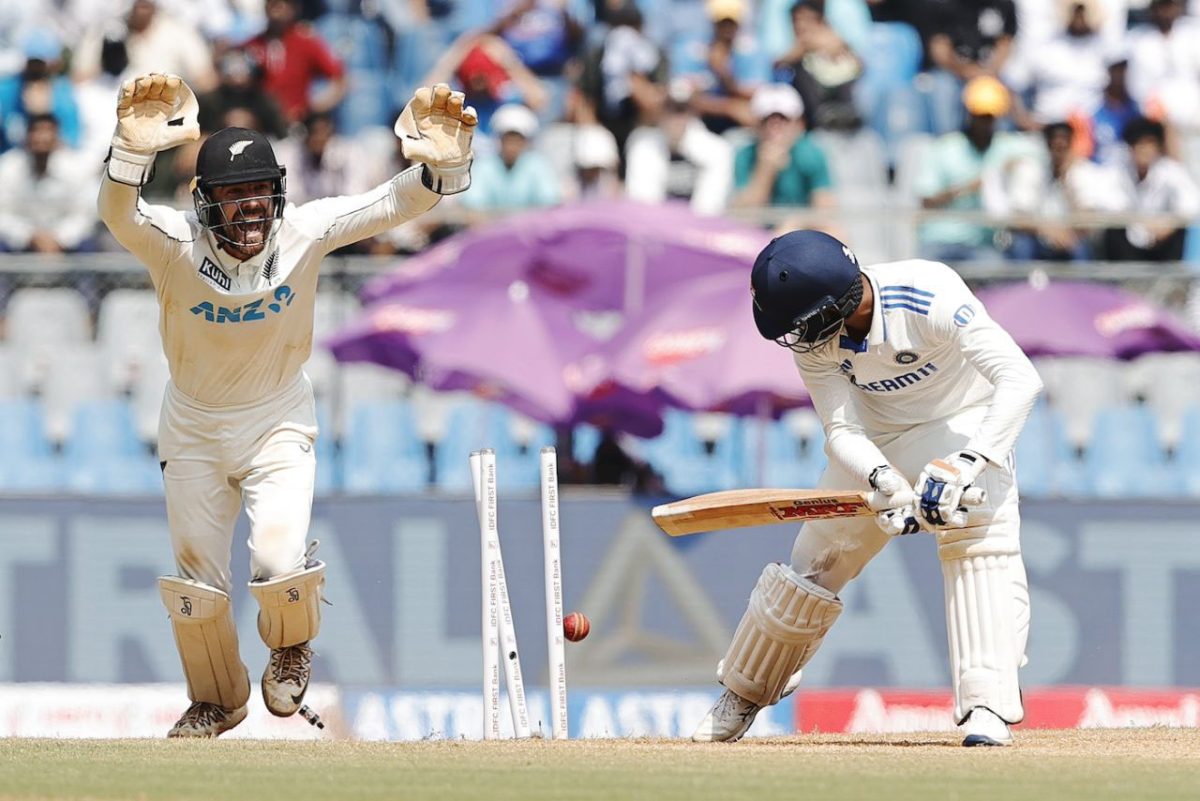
[332,362,411,440]
[855,22,928,158]
[1173,406,1200,495]
[1013,401,1072,498]
[41,345,114,445]
[1035,357,1128,452]
[5,287,91,393]
[342,400,428,494]
[644,410,739,495]
[130,354,170,445]
[738,415,826,489]
[1124,352,1200,453]
[434,399,553,493]
[62,400,162,495]
[0,344,21,398]
[1084,406,1168,498]
[810,129,888,192]
[0,399,61,492]
[97,289,160,393]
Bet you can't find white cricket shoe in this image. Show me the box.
[262,643,313,717]
[961,707,1013,747]
[167,701,248,738]
[692,689,762,742]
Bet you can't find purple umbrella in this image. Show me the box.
[976,281,1200,359]
[358,201,771,315]
[603,271,810,415]
[327,280,665,436]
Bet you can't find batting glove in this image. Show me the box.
[915,450,987,529]
[108,73,199,186]
[865,465,921,536]
[395,83,477,195]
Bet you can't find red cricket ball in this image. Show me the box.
[563,611,590,642]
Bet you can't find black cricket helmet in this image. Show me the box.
[192,127,286,251]
[750,230,863,352]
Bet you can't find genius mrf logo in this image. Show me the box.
[190,285,297,324]
[769,496,869,521]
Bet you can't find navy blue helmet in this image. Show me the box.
[750,230,863,352]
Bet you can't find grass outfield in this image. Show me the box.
[2,729,1199,801]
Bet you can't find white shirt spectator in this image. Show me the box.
[72,4,217,91]
[1120,154,1200,217]
[1006,32,1108,123]
[998,151,1126,216]
[1126,16,1200,127]
[625,119,733,215]
[0,145,97,251]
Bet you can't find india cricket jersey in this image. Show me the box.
[795,260,1042,482]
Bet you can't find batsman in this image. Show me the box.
[694,231,1043,746]
[98,73,476,737]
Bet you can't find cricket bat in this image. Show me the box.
[651,487,985,536]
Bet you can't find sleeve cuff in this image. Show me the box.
[106,146,156,187]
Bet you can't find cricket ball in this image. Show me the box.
[563,611,590,642]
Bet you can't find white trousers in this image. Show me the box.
[158,373,319,595]
[789,406,1030,718]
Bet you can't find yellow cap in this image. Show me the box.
[962,76,1011,117]
[706,0,744,22]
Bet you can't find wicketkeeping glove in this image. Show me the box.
[107,73,199,186]
[915,450,987,529]
[395,83,477,195]
[865,465,921,536]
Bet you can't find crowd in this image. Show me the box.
[0,0,1198,263]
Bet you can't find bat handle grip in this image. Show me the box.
[962,486,986,507]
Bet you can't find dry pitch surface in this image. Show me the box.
[2,729,1199,801]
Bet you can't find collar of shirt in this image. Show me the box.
[207,227,277,292]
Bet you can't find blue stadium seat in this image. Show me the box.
[572,423,601,465]
[62,400,161,494]
[644,410,739,495]
[434,400,554,493]
[314,401,340,496]
[1014,402,1072,498]
[737,417,826,489]
[342,401,428,494]
[0,399,61,492]
[1171,406,1200,495]
[1085,406,1169,498]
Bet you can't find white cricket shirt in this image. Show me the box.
[795,260,1043,483]
[98,166,439,406]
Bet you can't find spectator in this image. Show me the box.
[1001,121,1123,260]
[460,103,562,212]
[624,83,733,215]
[921,0,1018,134]
[1105,116,1200,261]
[576,1,668,161]
[1006,0,1108,130]
[914,76,1036,262]
[1089,45,1140,165]
[772,0,863,130]
[243,0,347,124]
[197,50,290,139]
[731,83,834,210]
[491,0,584,78]
[421,33,549,134]
[274,111,357,205]
[0,29,81,153]
[0,114,97,253]
[682,0,771,134]
[566,123,622,201]
[762,0,873,60]
[1127,0,1200,129]
[73,0,218,92]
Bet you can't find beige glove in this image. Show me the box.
[108,73,200,186]
[394,83,477,195]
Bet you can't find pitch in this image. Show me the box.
[2,729,1198,801]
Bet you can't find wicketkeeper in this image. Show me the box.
[694,231,1043,746]
[98,73,476,737]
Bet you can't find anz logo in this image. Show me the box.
[190,285,297,324]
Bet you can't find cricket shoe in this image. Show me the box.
[961,707,1013,747]
[167,702,248,738]
[692,689,762,742]
[262,643,313,717]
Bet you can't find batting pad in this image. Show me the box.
[718,563,843,706]
[249,561,325,649]
[943,553,1026,724]
[158,576,251,710]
